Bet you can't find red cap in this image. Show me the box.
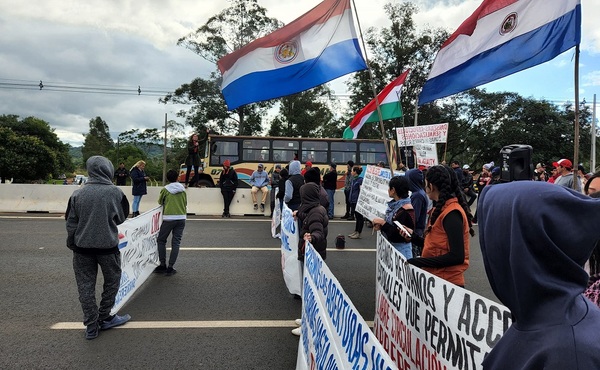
[418,165,426,170]
[553,159,572,169]
[223,160,231,167]
[306,161,312,167]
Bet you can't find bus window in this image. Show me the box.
[359,142,387,165]
[272,139,299,163]
[331,142,356,165]
[243,139,270,162]
[210,140,239,166]
[301,141,328,164]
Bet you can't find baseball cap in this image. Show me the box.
[275,164,281,169]
[258,163,264,168]
[462,164,470,170]
[305,161,312,167]
[552,159,572,169]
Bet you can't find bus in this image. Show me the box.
[178,135,397,188]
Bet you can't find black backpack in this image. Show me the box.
[335,234,345,249]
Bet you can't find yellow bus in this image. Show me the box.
[178,135,397,188]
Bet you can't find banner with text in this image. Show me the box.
[112,206,162,314]
[374,233,512,369]
[281,202,302,296]
[396,123,449,147]
[271,194,281,238]
[296,243,396,370]
[414,143,439,168]
[356,165,397,221]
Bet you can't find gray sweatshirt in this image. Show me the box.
[66,156,129,253]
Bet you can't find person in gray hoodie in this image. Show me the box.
[284,160,304,211]
[65,156,131,340]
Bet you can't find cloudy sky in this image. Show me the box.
[1,0,598,146]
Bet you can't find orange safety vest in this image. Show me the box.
[421,198,470,286]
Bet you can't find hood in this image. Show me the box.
[300,183,321,208]
[85,156,114,185]
[478,181,600,329]
[165,182,186,194]
[405,169,424,192]
[289,160,301,175]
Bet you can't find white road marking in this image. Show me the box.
[51,320,374,329]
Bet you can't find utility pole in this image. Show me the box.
[162,113,167,186]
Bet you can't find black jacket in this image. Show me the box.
[297,183,328,261]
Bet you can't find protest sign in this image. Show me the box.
[356,165,395,221]
[112,206,162,314]
[297,243,396,370]
[271,194,281,238]
[396,123,449,147]
[374,234,512,369]
[414,143,439,168]
[280,202,301,296]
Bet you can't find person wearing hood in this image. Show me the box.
[219,159,238,218]
[303,167,329,209]
[276,168,289,214]
[406,169,429,238]
[154,169,187,276]
[284,160,304,211]
[478,181,600,369]
[65,156,131,340]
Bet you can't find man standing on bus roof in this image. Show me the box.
[250,163,270,213]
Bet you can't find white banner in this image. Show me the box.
[281,202,302,296]
[374,233,512,369]
[414,143,439,168]
[396,123,449,146]
[271,192,281,239]
[111,206,162,315]
[296,243,396,370]
[356,165,397,221]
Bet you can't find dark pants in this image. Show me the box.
[464,188,477,206]
[351,203,364,233]
[185,165,199,186]
[344,189,351,216]
[221,190,235,215]
[157,219,186,267]
[73,251,121,326]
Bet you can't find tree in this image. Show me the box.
[81,117,114,163]
[163,0,282,135]
[0,115,73,182]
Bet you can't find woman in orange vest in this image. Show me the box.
[400,165,475,287]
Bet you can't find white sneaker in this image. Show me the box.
[294,319,302,326]
[291,327,301,336]
[348,231,357,237]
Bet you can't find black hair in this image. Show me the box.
[425,165,475,236]
[584,171,600,195]
[304,167,321,184]
[389,176,409,199]
[166,169,178,183]
[352,165,362,175]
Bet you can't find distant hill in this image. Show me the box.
[69,146,83,160]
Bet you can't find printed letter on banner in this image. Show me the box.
[296,242,396,370]
[374,233,513,369]
[281,202,301,295]
[111,206,162,315]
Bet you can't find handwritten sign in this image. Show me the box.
[396,123,449,146]
[356,165,400,221]
[414,143,439,167]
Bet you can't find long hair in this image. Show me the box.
[188,133,198,144]
[131,160,146,172]
[425,165,475,236]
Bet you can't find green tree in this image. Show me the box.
[81,117,114,163]
[163,0,282,135]
[0,115,73,182]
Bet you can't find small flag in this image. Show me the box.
[343,70,409,139]
[217,0,367,111]
[419,0,581,105]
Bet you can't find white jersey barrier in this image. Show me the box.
[296,243,397,370]
[111,206,162,314]
[374,233,512,369]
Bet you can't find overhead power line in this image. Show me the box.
[0,78,174,97]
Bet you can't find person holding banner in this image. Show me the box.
[478,181,600,369]
[66,156,131,340]
[372,176,415,259]
[401,165,474,287]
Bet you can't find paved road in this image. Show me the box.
[0,214,496,369]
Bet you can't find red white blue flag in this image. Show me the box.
[217,0,366,111]
[419,0,581,105]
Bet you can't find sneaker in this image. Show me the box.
[349,232,361,239]
[85,322,99,340]
[166,267,177,276]
[348,231,357,237]
[153,265,167,274]
[260,204,265,212]
[253,204,258,210]
[294,319,302,326]
[291,327,301,336]
[99,314,131,330]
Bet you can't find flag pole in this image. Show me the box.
[351,0,393,169]
[397,90,410,168]
[573,45,581,192]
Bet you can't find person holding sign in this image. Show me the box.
[399,165,474,287]
[372,176,415,259]
[478,181,600,369]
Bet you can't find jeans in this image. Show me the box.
[132,195,143,212]
[392,242,413,259]
[325,189,335,217]
[464,188,477,207]
[157,219,185,267]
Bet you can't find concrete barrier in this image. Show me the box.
[0,184,347,217]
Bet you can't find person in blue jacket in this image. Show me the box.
[478,181,600,369]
